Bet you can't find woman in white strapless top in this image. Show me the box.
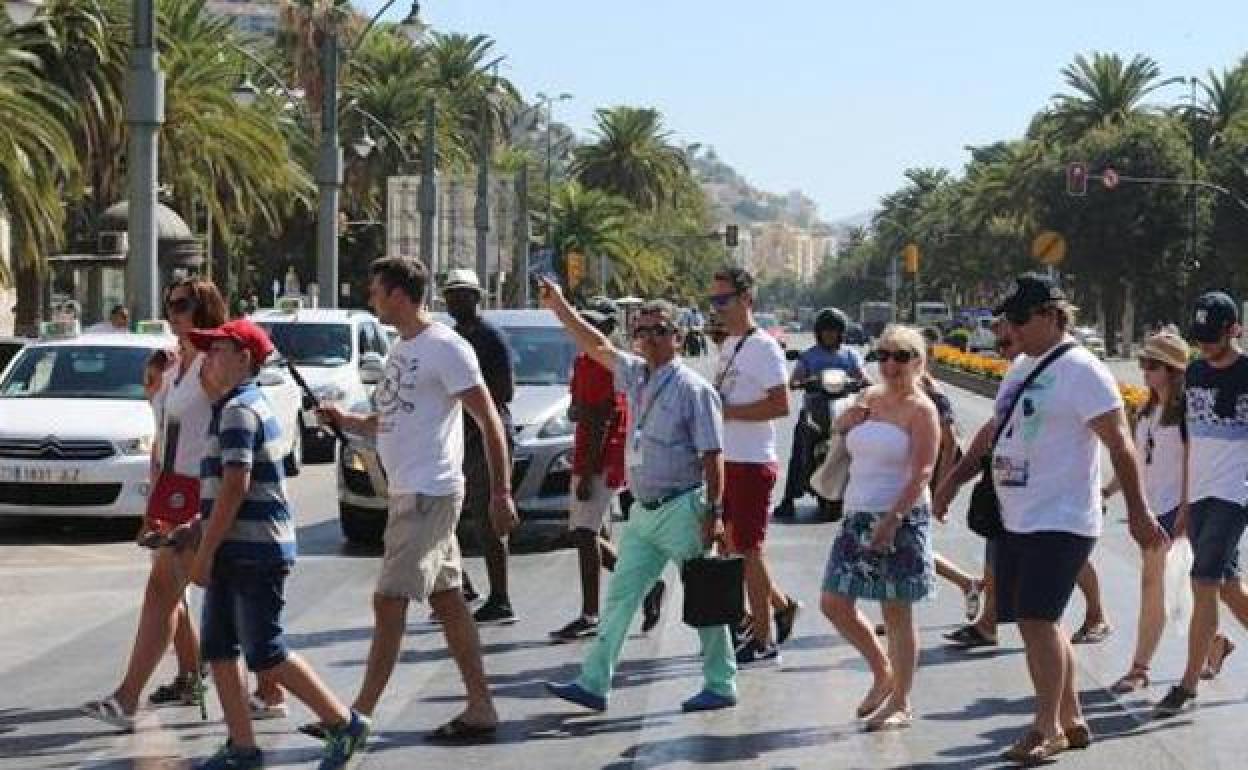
[820,325,940,731]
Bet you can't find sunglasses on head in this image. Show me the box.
[868,348,918,364]
[165,296,195,315]
[707,291,739,309]
[633,323,675,340]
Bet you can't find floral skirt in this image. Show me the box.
[822,507,934,602]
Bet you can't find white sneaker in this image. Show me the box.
[249,694,289,720]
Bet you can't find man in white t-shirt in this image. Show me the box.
[319,257,518,742]
[710,267,801,666]
[990,274,1164,764]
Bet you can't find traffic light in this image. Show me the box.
[725,224,739,248]
[1066,162,1088,196]
[903,243,920,274]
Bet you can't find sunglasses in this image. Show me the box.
[707,292,739,309]
[633,323,675,340]
[1138,358,1165,372]
[869,348,918,364]
[165,296,195,315]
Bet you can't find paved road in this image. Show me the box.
[1,372,1245,769]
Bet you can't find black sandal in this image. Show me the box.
[427,717,498,744]
[943,625,996,648]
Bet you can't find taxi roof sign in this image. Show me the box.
[39,319,81,340]
[135,319,172,335]
[276,297,304,313]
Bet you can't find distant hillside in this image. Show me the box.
[690,146,829,231]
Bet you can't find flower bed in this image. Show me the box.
[932,345,1149,416]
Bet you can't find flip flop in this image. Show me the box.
[298,722,326,740]
[943,625,997,648]
[1071,622,1112,644]
[1201,634,1236,680]
[427,717,498,744]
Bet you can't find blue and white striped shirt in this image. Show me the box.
[200,380,296,563]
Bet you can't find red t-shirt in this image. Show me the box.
[571,354,628,489]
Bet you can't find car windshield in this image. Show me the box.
[258,322,352,366]
[0,344,150,400]
[756,315,779,329]
[503,325,576,386]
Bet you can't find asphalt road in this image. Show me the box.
[0,351,1244,769]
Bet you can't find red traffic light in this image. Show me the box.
[1066,162,1088,196]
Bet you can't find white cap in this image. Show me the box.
[442,268,482,294]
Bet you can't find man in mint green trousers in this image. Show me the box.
[540,280,737,713]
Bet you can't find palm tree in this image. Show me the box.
[1040,52,1173,143]
[1187,68,1248,155]
[571,106,690,212]
[550,182,632,290]
[0,27,78,334]
[421,32,520,147]
[277,0,358,125]
[159,0,312,244]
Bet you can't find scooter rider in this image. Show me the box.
[773,308,867,520]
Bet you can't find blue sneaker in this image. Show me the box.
[681,689,738,713]
[545,681,607,712]
[197,742,264,770]
[317,710,371,770]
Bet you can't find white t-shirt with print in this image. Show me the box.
[715,331,788,463]
[1134,409,1185,517]
[375,322,484,496]
[152,353,214,478]
[992,342,1122,537]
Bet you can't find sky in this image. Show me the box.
[357,0,1246,223]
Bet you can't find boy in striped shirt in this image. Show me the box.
[189,319,367,770]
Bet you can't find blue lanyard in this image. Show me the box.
[636,364,678,433]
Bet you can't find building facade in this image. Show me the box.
[206,0,280,38]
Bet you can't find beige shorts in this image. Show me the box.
[376,492,464,602]
[568,474,617,532]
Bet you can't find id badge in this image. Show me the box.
[992,455,1030,488]
[626,429,644,469]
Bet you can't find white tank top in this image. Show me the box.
[843,420,928,512]
[152,353,213,477]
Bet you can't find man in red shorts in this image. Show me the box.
[710,266,801,666]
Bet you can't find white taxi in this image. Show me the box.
[0,322,303,520]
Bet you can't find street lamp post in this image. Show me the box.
[315,29,343,308]
[536,92,573,249]
[125,0,164,322]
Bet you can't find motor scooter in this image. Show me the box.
[791,368,868,522]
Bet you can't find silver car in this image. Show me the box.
[337,310,578,545]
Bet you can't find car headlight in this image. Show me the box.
[312,384,348,403]
[538,411,574,439]
[118,435,155,455]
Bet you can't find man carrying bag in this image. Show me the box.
[539,279,738,714]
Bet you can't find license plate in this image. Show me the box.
[0,466,82,483]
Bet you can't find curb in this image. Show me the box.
[931,362,999,400]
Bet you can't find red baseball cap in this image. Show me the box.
[189,319,275,364]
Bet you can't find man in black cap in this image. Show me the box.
[988,273,1164,762]
[1155,291,1248,717]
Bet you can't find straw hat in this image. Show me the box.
[1138,331,1190,371]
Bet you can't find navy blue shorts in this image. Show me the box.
[200,558,291,672]
[1188,498,1248,582]
[996,530,1096,624]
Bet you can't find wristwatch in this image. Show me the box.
[707,502,724,519]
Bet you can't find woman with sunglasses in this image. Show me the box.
[84,280,291,727]
[821,325,940,731]
[1103,330,1233,693]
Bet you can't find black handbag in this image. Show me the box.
[680,554,745,628]
[966,342,1075,540]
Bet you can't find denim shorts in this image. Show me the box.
[996,530,1096,624]
[200,557,291,672]
[1188,498,1248,582]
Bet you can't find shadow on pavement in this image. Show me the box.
[0,516,138,545]
[599,725,845,768]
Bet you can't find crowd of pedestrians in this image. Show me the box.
[72,257,1248,767]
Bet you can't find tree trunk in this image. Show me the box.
[14,263,43,338]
